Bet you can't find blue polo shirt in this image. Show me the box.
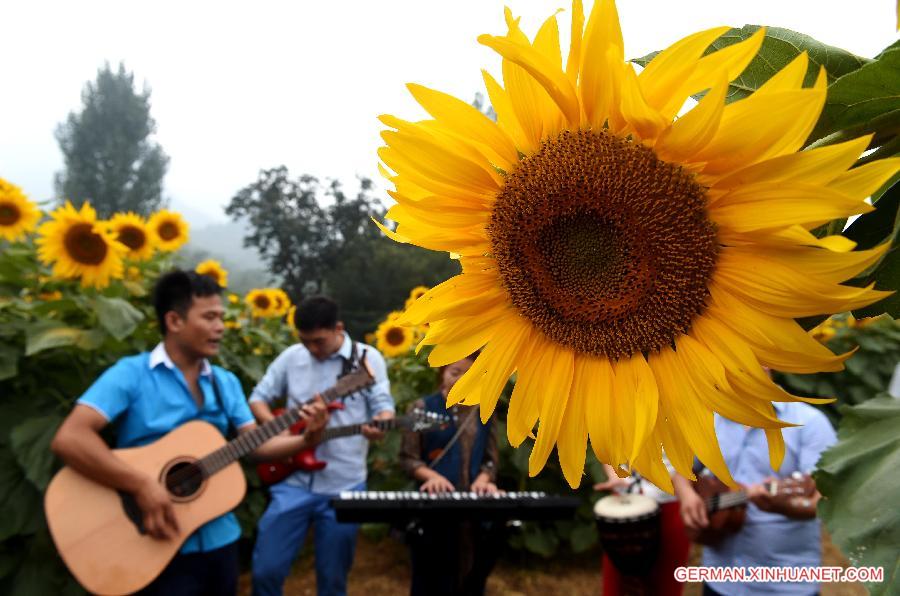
[77,343,255,553]
[703,401,837,595]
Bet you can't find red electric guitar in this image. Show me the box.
[256,407,449,485]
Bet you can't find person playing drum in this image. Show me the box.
[594,462,690,596]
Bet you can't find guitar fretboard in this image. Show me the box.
[321,418,398,440]
[198,386,347,476]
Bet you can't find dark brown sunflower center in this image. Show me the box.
[157,221,180,241]
[117,225,147,250]
[64,223,109,266]
[254,295,271,309]
[0,202,21,226]
[489,129,718,359]
[385,327,407,346]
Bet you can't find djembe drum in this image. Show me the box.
[594,493,661,578]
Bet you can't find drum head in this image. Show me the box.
[593,493,659,521]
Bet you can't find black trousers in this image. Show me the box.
[407,521,504,596]
[136,541,239,596]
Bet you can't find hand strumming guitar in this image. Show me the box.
[299,396,329,447]
[672,473,709,530]
[134,474,180,541]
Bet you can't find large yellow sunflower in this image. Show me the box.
[109,212,155,261]
[148,209,189,252]
[0,178,42,242]
[195,259,228,287]
[378,0,899,489]
[36,202,127,289]
[246,288,278,318]
[375,319,415,357]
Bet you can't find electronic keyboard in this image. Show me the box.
[331,490,581,522]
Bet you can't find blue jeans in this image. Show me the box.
[251,481,363,596]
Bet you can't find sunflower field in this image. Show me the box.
[0,191,303,593]
[4,1,900,593]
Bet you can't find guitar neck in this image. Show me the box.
[706,490,749,512]
[705,479,785,513]
[198,407,307,476]
[322,417,400,441]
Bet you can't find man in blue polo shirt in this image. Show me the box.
[673,400,837,596]
[50,270,328,596]
[248,296,395,596]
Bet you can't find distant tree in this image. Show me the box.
[55,62,169,217]
[225,167,331,299]
[227,167,459,335]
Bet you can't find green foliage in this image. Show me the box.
[815,397,900,595]
[634,26,869,103]
[810,45,900,144]
[775,314,900,425]
[0,234,297,594]
[54,62,169,217]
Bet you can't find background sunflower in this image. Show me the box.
[379,0,899,489]
[36,201,126,289]
[147,209,189,252]
[0,178,42,242]
[246,288,278,318]
[375,318,415,357]
[195,259,228,287]
[108,212,155,261]
[404,285,430,309]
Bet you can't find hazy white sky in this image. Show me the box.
[2,0,896,226]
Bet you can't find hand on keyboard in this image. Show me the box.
[420,475,455,494]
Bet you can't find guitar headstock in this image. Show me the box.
[401,408,451,432]
[330,357,376,400]
[767,473,815,498]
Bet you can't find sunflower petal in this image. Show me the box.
[406,83,519,168]
[651,347,735,487]
[579,0,624,128]
[529,346,575,476]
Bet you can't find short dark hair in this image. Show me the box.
[296,296,339,331]
[152,270,222,334]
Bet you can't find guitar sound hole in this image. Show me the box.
[164,461,204,500]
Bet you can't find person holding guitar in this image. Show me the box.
[672,400,837,596]
[248,296,395,596]
[49,270,329,596]
[398,353,502,596]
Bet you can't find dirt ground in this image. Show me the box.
[238,529,867,596]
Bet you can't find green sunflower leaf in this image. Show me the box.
[632,26,869,104]
[91,295,144,341]
[0,450,40,541]
[847,180,900,319]
[815,396,900,595]
[9,416,63,492]
[810,47,900,143]
[24,322,106,356]
[0,344,18,381]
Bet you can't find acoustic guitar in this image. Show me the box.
[44,364,374,595]
[256,407,449,485]
[688,473,814,546]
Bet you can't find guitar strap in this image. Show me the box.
[208,368,235,438]
[339,341,360,377]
